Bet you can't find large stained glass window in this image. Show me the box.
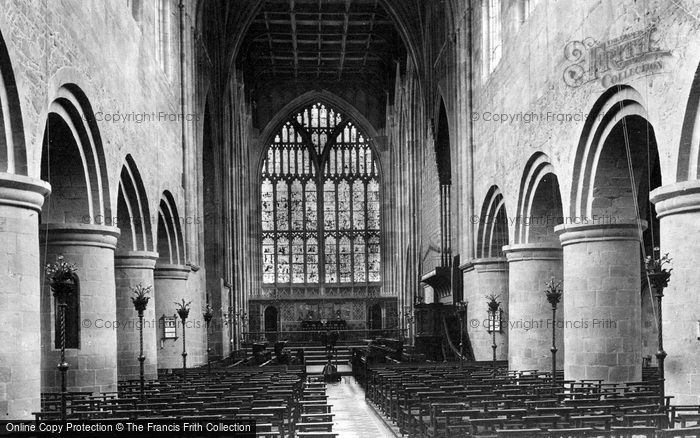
[261,102,381,286]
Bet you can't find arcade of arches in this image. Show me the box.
[1,0,700,428]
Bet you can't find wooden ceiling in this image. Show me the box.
[238,0,404,83]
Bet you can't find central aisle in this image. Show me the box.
[326,376,398,438]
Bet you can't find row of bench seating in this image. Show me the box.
[37,366,336,437]
[362,362,700,437]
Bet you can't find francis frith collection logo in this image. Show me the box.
[563,24,671,88]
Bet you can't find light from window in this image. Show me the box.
[261,103,381,286]
[155,0,170,74]
[525,0,540,19]
[488,0,502,74]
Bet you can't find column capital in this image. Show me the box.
[503,243,562,262]
[115,251,159,269]
[40,223,120,249]
[0,173,51,211]
[464,257,508,273]
[650,180,700,218]
[154,263,190,280]
[554,222,643,247]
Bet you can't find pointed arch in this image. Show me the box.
[40,83,111,224]
[157,191,185,265]
[515,152,563,244]
[477,186,509,258]
[259,95,382,288]
[435,97,451,185]
[0,27,28,175]
[257,90,383,176]
[116,155,153,253]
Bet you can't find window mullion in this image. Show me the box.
[302,175,308,285]
[317,158,324,286]
[349,174,354,286]
[272,173,278,285]
[287,171,292,285]
[365,179,370,284]
[335,178,340,284]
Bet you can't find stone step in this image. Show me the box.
[306,358,351,366]
[306,355,351,362]
[305,353,351,359]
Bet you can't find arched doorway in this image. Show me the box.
[264,306,278,342]
[368,303,382,332]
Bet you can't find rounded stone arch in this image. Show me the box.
[116,154,153,253]
[256,90,384,176]
[156,191,185,265]
[676,61,700,182]
[477,185,510,258]
[0,27,28,175]
[570,85,662,225]
[515,152,563,245]
[40,83,112,224]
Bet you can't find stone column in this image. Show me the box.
[40,223,121,394]
[462,258,508,361]
[555,223,641,383]
[115,251,159,381]
[154,264,191,370]
[651,180,700,404]
[0,174,50,419]
[503,243,564,372]
[185,271,207,367]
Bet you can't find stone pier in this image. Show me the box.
[556,223,642,383]
[504,243,564,372]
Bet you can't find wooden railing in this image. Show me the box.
[241,328,407,344]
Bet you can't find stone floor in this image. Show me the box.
[326,376,398,438]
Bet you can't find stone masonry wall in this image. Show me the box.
[0,0,193,230]
[468,0,700,228]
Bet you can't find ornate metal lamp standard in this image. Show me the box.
[227,305,235,355]
[45,255,77,422]
[238,310,248,345]
[455,301,468,361]
[175,299,191,380]
[403,306,415,345]
[486,294,501,376]
[203,304,214,373]
[544,277,563,384]
[644,248,672,410]
[131,284,151,400]
[222,306,235,357]
[202,304,214,373]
